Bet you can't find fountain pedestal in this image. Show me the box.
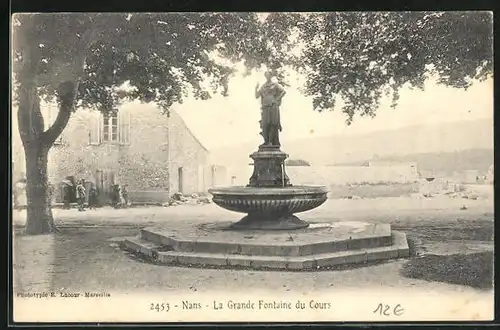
[248,145,291,188]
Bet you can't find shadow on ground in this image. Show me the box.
[49,227,139,290]
[400,221,494,290]
[400,252,493,290]
[393,220,494,242]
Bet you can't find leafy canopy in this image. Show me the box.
[12,12,493,123]
[12,12,265,115]
[266,11,493,124]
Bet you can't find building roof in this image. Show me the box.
[170,109,209,152]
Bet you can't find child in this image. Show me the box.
[121,184,129,207]
[75,180,86,211]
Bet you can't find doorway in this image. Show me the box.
[178,167,183,194]
[96,170,115,204]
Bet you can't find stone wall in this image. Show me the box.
[167,105,210,195]
[223,165,420,187]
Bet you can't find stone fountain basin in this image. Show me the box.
[208,185,328,215]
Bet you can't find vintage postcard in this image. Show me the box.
[11,11,494,323]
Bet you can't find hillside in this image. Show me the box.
[210,118,493,167]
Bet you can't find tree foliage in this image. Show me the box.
[266,11,493,124]
[12,13,265,116]
[12,12,493,123]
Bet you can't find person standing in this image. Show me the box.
[88,183,98,210]
[61,179,72,209]
[121,184,129,207]
[76,179,86,211]
[13,178,27,210]
[47,182,54,206]
[111,184,121,208]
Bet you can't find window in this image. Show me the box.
[103,113,119,142]
[89,110,130,146]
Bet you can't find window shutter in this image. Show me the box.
[118,111,122,143]
[89,112,101,145]
[119,109,131,145]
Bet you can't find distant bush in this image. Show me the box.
[286,159,311,166]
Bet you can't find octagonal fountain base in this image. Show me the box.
[121,221,409,271]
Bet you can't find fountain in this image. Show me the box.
[121,71,409,270]
[209,144,328,231]
[209,71,328,230]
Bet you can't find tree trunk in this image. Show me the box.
[15,16,91,235]
[24,142,57,235]
[17,72,58,235]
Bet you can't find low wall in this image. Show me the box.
[221,165,419,187]
[128,190,170,204]
[328,183,420,199]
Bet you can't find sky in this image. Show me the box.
[172,66,493,150]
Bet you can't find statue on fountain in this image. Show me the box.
[255,71,286,148]
[248,71,291,188]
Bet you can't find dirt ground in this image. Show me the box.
[12,194,495,228]
[12,195,494,297]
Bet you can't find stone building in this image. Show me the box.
[12,101,221,204]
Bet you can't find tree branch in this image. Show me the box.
[42,54,86,145]
[42,82,74,145]
[41,28,97,146]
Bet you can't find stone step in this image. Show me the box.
[122,238,164,258]
[140,223,393,257]
[123,232,409,270]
